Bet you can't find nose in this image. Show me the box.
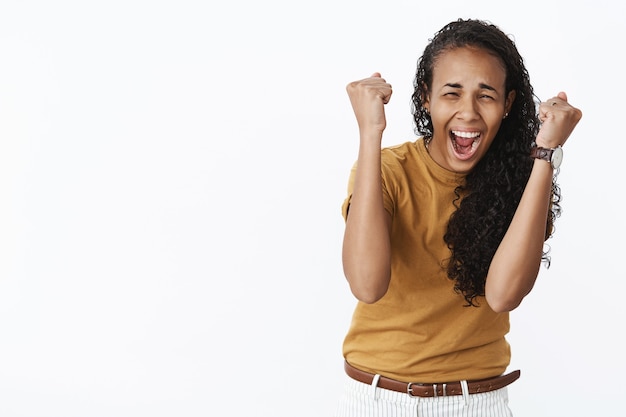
[456,96,479,120]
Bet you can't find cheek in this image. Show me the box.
[430,113,449,130]
[487,114,505,131]
[432,120,450,137]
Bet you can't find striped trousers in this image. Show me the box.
[334,374,514,417]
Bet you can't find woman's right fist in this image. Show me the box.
[346,72,393,134]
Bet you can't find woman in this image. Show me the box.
[336,19,582,416]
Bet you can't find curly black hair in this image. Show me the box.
[411,19,561,306]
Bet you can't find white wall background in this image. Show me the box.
[0,1,621,416]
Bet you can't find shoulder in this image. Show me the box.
[380,139,425,173]
[382,139,422,162]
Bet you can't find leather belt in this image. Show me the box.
[344,361,520,397]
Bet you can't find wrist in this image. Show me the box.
[530,144,563,171]
[359,130,384,144]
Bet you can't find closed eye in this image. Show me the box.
[478,83,498,100]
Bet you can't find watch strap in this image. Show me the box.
[530,146,553,162]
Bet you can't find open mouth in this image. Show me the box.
[450,130,481,159]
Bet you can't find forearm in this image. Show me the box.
[342,133,392,303]
[485,160,554,312]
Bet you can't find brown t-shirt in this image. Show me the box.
[341,138,510,383]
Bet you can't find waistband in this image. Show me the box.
[344,361,520,398]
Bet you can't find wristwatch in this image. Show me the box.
[530,145,563,170]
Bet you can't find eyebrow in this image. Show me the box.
[445,82,498,91]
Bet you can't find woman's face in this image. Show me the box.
[423,46,515,173]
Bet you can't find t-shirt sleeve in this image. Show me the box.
[341,158,395,222]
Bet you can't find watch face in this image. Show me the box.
[551,146,563,169]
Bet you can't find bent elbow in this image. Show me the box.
[486,295,522,313]
[485,287,530,312]
[485,272,537,313]
[345,271,390,304]
[351,285,387,304]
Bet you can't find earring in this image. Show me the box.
[503,112,508,119]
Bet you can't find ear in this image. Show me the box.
[505,90,516,115]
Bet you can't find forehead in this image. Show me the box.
[432,46,507,88]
